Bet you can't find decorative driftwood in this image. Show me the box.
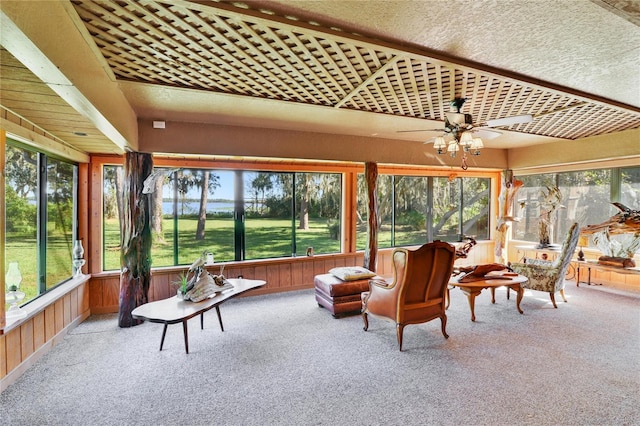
[597,256,636,268]
[363,162,378,272]
[581,203,640,235]
[494,176,523,261]
[118,152,153,328]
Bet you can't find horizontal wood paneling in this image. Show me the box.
[88,243,497,313]
[1,282,91,392]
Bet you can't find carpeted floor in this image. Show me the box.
[1,282,639,426]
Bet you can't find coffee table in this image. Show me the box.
[132,278,266,353]
[448,274,528,321]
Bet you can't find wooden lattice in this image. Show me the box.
[69,0,640,140]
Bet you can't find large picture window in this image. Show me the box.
[103,166,342,270]
[356,174,490,249]
[513,167,638,245]
[4,141,78,306]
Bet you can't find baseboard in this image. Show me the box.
[0,310,90,393]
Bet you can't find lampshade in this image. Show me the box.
[578,235,589,247]
[471,137,483,149]
[433,136,446,154]
[459,131,473,150]
[447,140,459,157]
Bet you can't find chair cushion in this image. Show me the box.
[329,266,376,281]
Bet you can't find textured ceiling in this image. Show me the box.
[1,0,639,155]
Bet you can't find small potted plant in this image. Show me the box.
[174,271,190,300]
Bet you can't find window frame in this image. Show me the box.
[4,139,79,307]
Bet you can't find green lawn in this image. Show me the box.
[6,216,429,309]
[104,216,344,270]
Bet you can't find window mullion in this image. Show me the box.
[37,153,47,294]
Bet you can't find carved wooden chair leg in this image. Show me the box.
[396,324,405,351]
[440,315,449,339]
[362,312,369,331]
[559,288,567,303]
[549,292,558,308]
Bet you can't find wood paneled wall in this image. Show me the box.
[1,280,90,392]
[89,241,495,314]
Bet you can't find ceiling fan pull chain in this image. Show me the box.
[461,153,468,170]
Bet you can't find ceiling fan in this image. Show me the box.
[400,97,533,169]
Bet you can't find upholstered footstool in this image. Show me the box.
[314,272,375,318]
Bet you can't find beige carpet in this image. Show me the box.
[1,281,638,425]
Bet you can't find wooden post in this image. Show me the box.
[364,162,378,272]
[1,129,6,329]
[118,152,153,327]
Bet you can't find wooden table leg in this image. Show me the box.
[182,320,189,354]
[160,323,168,351]
[514,284,524,314]
[216,306,224,331]
[458,287,481,322]
[490,287,496,304]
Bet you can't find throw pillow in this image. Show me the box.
[329,266,376,281]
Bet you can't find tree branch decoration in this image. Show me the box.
[581,203,640,266]
[537,185,563,248]
[494,175,522,262]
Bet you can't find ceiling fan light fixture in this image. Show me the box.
[447,140,459,157]
[471,137,483,155]
[459,131,473,150]
[433,136,446,154]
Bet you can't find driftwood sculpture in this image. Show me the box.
[455,237,477,259]
[580,203,640,268]
[494,177,523,262]
[580,203,640,235]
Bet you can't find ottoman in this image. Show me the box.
[314,273,374,318]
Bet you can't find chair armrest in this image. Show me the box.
[510,262,555,275]
[369,277,392,289]
[522,258,553,267]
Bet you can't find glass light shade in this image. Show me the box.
[459,132,473,149]
[73,240,85,260]
[6,262,22,292]
[433,136,446,148]
[471,137,483,155]
[447,141,459,158]
[433,136,446,154]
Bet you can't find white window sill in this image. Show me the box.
[2,274,91,334]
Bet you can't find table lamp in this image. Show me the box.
[577,235,589,261]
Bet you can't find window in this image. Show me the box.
[103,166,342,269]
[5,141,78,306]
[356,174,490,249]
[621,167,640,207]
[513,167,638,245]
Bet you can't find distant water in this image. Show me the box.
[163,201,234,215]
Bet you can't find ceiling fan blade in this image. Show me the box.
[485,114,533,127]
[474,129,502,140]
[397,129,443,133]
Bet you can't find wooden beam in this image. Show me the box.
[1,128,6,331]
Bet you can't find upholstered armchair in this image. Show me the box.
[510,222,580,308]
[361,241,456,351]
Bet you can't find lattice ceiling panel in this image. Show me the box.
[71,0,640,140]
